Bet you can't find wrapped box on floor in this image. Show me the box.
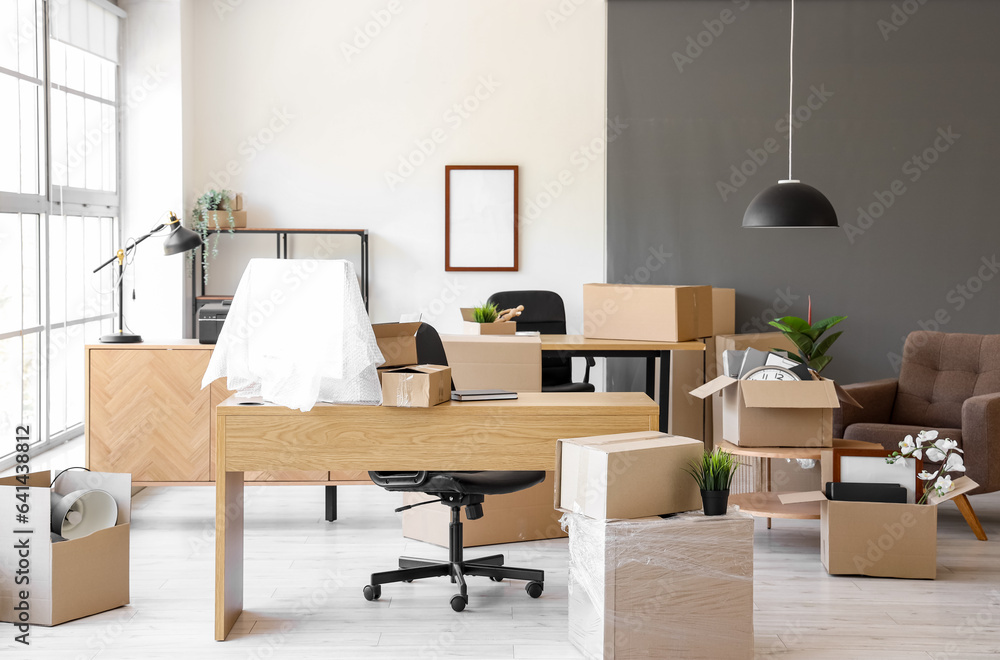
[0,471,131,626]
[565,510,754,660]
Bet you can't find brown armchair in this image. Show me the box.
[833,331,1000,498]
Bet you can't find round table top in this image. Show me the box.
[716,438,884,460]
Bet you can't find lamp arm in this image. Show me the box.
[92,213,180,274]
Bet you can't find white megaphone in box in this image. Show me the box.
[50,488,119,540]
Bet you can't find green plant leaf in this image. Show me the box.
[809,355,833,373]
[768,320,793,333]
[775,316,811,333]
[812,331,844,359]
[811,315,847,333]
[783,330,815,357]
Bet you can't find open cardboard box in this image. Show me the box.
[380,364,452,407]
[779,476,978,579]
[0,471,131,626]
[459,308,517,335]
[441,334,541,392]
[373,322,423,368]
[555,431,703,520]
[690,374,860,448]
[582,284,713,342]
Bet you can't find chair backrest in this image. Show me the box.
[487,290,570,387]
[893,331,1000,428]
[415,322,449,367]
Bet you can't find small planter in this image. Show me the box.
[700,489,730,516]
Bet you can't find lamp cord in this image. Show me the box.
[788,0,795,181]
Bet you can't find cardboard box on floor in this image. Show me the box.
[459,308,517,335]
[582,284,713,342]
[402,472,566,547]
[373,322,422,368]
[380,364,452,407]
[0,471,130,626]
[440,334,541,392]
[555,432,703,520]
[565,510,754,660]
[779,476,978,579]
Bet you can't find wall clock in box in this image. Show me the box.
[445,165,518,271]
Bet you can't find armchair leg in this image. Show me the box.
[954,494,988,541]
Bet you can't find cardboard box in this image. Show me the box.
[373,322,422,368]
[460,308,517,335]
[206,209,247,228]
[440,334,541,392]
[691,372,853,448]
[566,510,754,660]
[779,476,977,579]
[711,288,736,335]
[556,431,703,520]
[380,364,451,407]
[402,472,566,547]
[0,471,130,626]
[582,284,713,342]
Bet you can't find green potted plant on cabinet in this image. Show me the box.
[685,448,741,516]
[190,189,240,284]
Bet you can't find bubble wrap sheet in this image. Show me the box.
[202,259,383,411]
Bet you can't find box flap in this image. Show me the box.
[0,471,50,488]
[690,375,738,399]
[778,491,828,504]
[373,322,422,367]
[384,364,449,376]
[373,321,422,339]
[928,476,979,505]
[460,308,477,322]
[833,381,863,409]
[741,380,840,409]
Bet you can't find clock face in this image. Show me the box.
[742,366,800,381]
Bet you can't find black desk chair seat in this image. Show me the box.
[365,470,546,612]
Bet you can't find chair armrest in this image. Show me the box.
[832,378,898,438]
[583,356,596,384]
[962,393,1000,493]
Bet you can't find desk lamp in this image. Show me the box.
[93,212,202,343]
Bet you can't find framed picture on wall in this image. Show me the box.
[445,165,518,271]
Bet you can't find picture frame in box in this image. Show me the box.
[826,448,923,504]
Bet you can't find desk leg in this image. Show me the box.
[658,351,671,433]
[644,356,655,399]
[216,413,244,640]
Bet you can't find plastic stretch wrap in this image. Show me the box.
[202,259,383,411]
[396,374,415,408]
[562,510,754,660]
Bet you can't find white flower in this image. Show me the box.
[918,469,940,481]
[933,475,954,497]
[935,438,962,453]
[943,453,966,473]
[900,435,917,454]
[925,447,946,463]
[917,430,939,445]
[886,455,907,466]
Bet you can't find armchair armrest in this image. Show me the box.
[832,378,899,438]
[962,392,1000,494]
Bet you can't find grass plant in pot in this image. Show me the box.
[685,449,741,516]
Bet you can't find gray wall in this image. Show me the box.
[607,0,1000,390]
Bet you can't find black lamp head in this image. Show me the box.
[743,180,839,228]
[162,213,203,255]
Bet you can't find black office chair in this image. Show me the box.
[364,322,546,612]
[487,290,595,393]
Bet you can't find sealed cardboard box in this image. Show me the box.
[381,364,452,407]
[440,334,541,392]
[373,322,422,368]
[556,431,703,520]
[780,476,977,579]
[582,284,713,343]
[711,288,736,335]
[460,308,517,335]
[0,471,130,626]
[402,472,566,547]
[565,510,754,660]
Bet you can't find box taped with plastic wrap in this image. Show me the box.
[564,510,754,659]
[380,365,451,407]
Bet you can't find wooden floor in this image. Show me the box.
[5,439,1000,659]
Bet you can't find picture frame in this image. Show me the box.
[445,165,518,271]
[830,448,924,504]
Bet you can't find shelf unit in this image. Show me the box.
[189,227,370,336]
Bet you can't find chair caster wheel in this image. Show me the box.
[363,584,381,601]
[450,594,468,612]
[525,581,543,599]
[490,576,503,582]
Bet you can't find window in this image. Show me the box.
[0,0,124,468]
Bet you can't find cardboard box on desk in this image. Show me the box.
[582,284,713,342]
[565,510,754,660]
[0,471,130,626]
[555,432,703,520]
[381,365,451,407]
[372,322,422,367]
[779,477,978,579]
[440,334,541,392]
[459,308,517,335]
[690,375,856,448]
[402,472,566,547]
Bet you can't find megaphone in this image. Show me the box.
[50,489,119,540]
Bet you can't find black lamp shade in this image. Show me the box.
[742,181,839,228]
[162,222,203,255]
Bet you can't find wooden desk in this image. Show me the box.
[540,334,705,433]
[214,391,659,640]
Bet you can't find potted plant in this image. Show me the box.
[685,448,741,516]
[768,297,846,373]
[473,302,498,323]
[190,189,236,284]
[886,430,965,503]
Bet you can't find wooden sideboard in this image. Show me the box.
[85,340,370,488]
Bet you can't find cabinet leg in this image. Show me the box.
[325,485,337,522]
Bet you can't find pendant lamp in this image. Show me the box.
[743,0,838,229]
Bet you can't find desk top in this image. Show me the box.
[539,334,705,352]
[218,391,658,416]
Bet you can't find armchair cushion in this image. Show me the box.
[962,392,1000,494]
[843,423,962,457]
[832,378,898,438]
